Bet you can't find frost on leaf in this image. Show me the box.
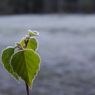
[10,49,40,87]
[1,47,19,81]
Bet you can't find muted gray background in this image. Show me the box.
[0,14,95,95]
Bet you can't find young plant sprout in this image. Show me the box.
[1,30,41,95]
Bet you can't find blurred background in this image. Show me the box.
[0,0,95,95]
[0,0,95,14]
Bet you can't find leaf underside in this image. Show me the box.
[11,49,40,87]
[1,47,19,81]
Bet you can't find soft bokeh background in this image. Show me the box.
[0,0,95,95]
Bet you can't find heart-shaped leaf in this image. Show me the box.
[20,38,38,51]
[10,49,40,87]
[1,47,19,81]
[27,38,38,50]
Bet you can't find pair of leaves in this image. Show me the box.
[20,38,38,51]
[1,37,40,87]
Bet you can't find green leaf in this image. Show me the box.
[28,30,39,36]
[1,47,20,81]
[27,38,38,51]
[20,37,26,46]
[10,49,40,87]
[20,38,38,51]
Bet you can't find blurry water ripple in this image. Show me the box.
[0,14,95,95]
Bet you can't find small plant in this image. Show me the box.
[1,30,41,95]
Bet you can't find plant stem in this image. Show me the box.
[25,83,30,95]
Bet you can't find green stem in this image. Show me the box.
[25,83,30,95]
